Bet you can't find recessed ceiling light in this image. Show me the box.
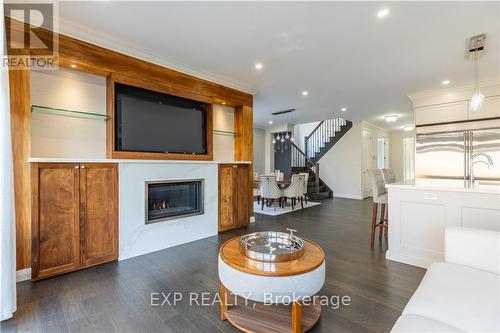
[255,63,263,70]
[441,80,451,85]
[222,102,226,105]
[70,64,77,68]
[268,121,273,124]
[403,125,414,131]
[385,115,398,122]
[377,9,390,18]
[341,107,347,112]
[301,91,309,96]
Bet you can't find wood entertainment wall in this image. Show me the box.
[6,17,254,270]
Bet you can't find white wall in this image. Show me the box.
[318,123,363,199]
[293,121,320,151]
[212,104,235,161]
[311,121,389,200]
[31,68,107,158]
[253,127,266,174]
[390,130,416,181]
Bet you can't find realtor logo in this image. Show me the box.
[3,2,58,69]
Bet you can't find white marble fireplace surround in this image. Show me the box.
[28,158,250,261]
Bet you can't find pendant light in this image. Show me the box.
[469,34,486,112]
[470,57,485,112]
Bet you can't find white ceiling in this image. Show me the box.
[57,1,500,130]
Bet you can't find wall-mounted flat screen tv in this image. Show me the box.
[115,83,208,154]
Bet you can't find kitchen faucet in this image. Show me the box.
[469,153,494,186]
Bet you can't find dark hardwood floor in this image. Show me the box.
[2,198,425,333]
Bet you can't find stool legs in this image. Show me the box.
[370,202,378,246]
[219,283,228,321]
[292,301,302,333]
[371,202,388,247]
[379,203,386,241]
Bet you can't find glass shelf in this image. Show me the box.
[31,104,111,120]
[213,129,241,136]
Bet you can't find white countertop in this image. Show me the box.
[28,157,252,165]
[386,179,500,194]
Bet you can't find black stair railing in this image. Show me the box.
[304,118,347,161]
[291,142,321,197]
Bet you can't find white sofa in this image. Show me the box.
[392,227,500,333]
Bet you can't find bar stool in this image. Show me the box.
[367,169,388,246]
[382,168,396,185]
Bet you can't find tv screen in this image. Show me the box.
[115,83,208,154]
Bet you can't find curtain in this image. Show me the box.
[0,4,17,321]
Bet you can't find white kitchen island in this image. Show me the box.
[386,179,500,268]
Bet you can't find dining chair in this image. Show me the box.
[253,173,261,204]
[259,175,283,210]
[253,187,261,204]
[367,169,388,246]
[299,172,309,204]
[284,174,306,210]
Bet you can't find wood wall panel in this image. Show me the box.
[9,66,31,270]
[234,106,253,161]
[234,106,254,218]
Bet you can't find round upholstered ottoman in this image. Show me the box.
[218,235,326,333]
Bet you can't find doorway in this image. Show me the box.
[362,129,376,198]
[377,137,387,169]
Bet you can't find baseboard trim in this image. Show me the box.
[386,250,435,269]
[16,268,31,282]
[333,193,363,200]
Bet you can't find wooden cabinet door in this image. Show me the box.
[219,165,236,231]
[235,165,249,227]
[80,163,118,267]
[31,163,80,280]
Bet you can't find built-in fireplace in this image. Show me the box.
[146,179,204,224]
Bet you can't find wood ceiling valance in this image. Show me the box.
[5,16,253,107]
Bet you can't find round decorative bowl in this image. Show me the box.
[239,230,305,262]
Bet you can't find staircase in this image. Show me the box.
[305,118,353,162]
[290,118,353,199]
